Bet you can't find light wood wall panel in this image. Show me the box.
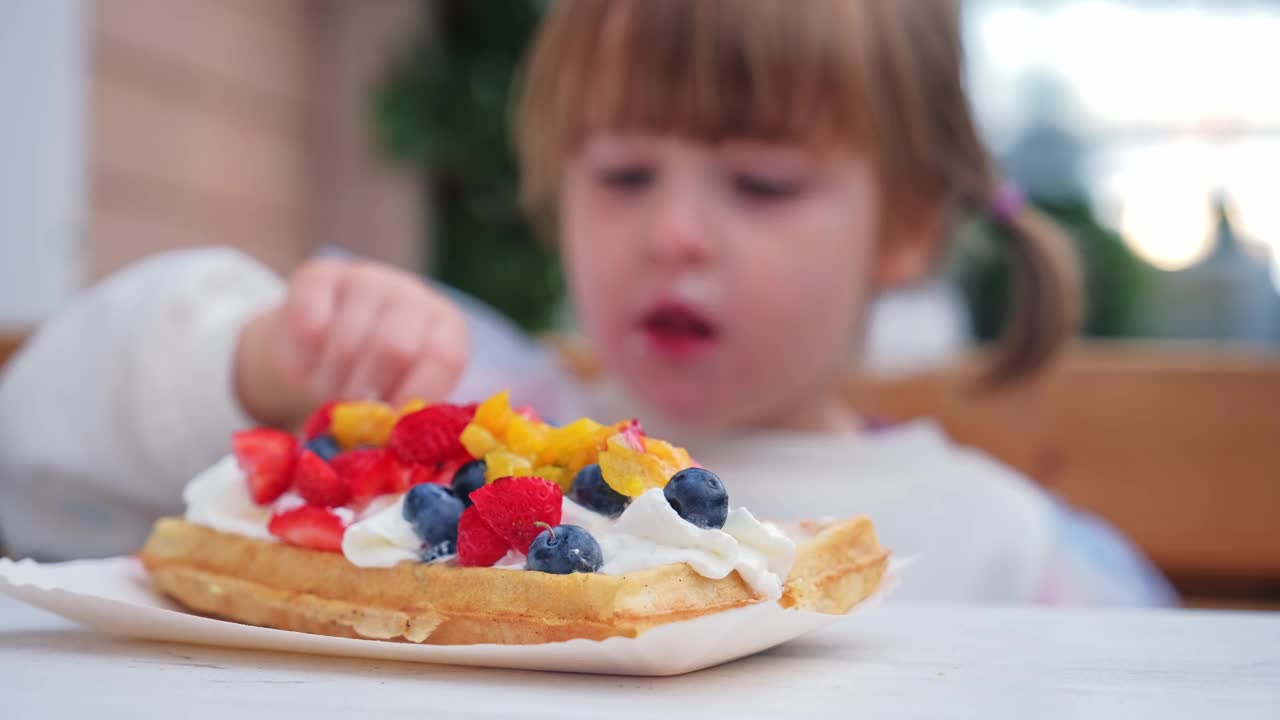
[87,0,423,278]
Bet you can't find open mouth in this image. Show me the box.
[640,302,719,358]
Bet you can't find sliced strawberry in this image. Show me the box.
[514,405,542,423]
[434,457,468,484]
[301,401,338,440]
[387,461,416,494]
[348,449,403,504]
[335,445,399,502]
[401,464,431,489]
[293,450,350,507]
[619,419,646,452]
[469,476,563,553]
[268,505,346,552]
[330,447,379,478]
[232,428,299,504]
[404,457,468,488]
[457,506,509,566]
[388,403,476,466]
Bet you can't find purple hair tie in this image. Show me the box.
[990,182,1025,226]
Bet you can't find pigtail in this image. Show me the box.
[980,188,1083,385]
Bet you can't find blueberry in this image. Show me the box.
[304,434,341,461]
[402,484,465,559]
[451,459,486,507]
[663,467,728,529]
[568,464,631,518]
[419,539,456,563]
[525,524,603,574]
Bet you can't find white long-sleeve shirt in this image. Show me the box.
[0,248,283,558]
[0,248,1174,605]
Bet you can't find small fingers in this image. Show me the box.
[388,304,468,405]
[343,298,426,402]
[312,267,386,398]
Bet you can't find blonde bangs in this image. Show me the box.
[516,0,880,219]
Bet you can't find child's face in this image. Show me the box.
[562,134,884,430]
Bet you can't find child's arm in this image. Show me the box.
[0,248,283,559]
[0,249,467,560]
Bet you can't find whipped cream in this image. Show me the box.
[598,489,796,598]
[183,455,276,541]
[559,494,614,537]
[275,491,307,514]
[342,495,422,567]
[183,457,797,596]
[492,549,527,569]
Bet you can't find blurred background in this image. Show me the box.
[0,0,1277,606]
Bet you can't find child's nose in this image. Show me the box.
[644,184,717,268]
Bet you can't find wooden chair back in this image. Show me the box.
[849,343,1280,599]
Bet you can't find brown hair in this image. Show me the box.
[516,0,1080,383]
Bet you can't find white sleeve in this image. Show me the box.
[0,247,284,560]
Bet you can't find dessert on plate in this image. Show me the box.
[139,393,888,645]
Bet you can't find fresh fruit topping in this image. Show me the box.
[303,434,341,461]
[469,476,563,553]
[401,463,436,489]
[451,459,487,506]
[642,436,694,471]
[402,483,466,560]
[293,450,350,507]
[330,448,382,480]
[457,506,509,567]
[618,419,646,452]
[232,428,299,504]
[472,390,515,437]
[542,417,609,470]
[400,459,457,489]
[404,457,466,489]
[569,463,631,518]
[434,456,470,485]
[663,467,728,529]
[597,432,675,498]
[301,401,338,440]
[460,423,500,458]
[357,451,406,501]
[533,465,570,492]
[268,505,347,552]
[399,398,427,416]
[458,394,658,492]
[526,524,604,574]
[515,405,542,422]
[388,403,475,466]
[331,401,397,449]
[484,450,533,484]
[330,448,401,503]
[505,414,554,465]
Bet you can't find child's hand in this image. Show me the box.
[235,258,468,428]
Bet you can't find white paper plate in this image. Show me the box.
[0,556,890,676]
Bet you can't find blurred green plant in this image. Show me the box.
[950,195,1154,340]
[371,0,561,332]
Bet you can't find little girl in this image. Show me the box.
[0,0,1173,605]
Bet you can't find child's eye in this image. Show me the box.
[733,174,800,200]
[597,166,653,191]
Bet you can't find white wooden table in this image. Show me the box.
[1,597,1276,719]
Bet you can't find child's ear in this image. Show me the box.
[873,198,945,288]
